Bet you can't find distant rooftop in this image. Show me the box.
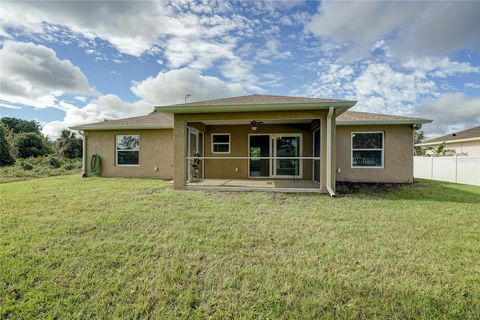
[418,125,480,145]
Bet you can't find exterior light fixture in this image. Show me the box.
[250,120,263,131]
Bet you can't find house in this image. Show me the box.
[415,125,480,156]
[71,94,431,195]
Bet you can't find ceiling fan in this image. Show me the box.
[250,120,264,131]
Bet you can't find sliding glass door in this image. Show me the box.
[249,134,302,178]
[273,135,301,178]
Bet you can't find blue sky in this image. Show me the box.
[0,0,479,138]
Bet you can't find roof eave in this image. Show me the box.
[155,101,357,114]
[337,119,432,126]
[69,124,173,131]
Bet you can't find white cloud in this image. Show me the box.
[0,41,95,108]
[306,1,480,59]
[403,57,479,78]
[42,95,152,138]
[413,93,480,137]
[465,82,480,89]
[0,1,172,57]
[353,63,436,113]
[0,102,21,109]
[255,39,292,64]
[131,68,245,105]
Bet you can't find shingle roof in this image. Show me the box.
[337,111,430,124]
[69,112,173,130]
[419,125,480,144]
[70,110,430,131]
[177,94,350,106]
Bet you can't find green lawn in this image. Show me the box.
[1,176,479,319]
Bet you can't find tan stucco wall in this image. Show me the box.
[425,140,480,156]
[335,125,414,183]
[85,129,173,179]
[201,124,313,179]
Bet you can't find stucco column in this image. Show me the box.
[173,117,187,189]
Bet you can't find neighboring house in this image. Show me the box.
[71,94,431,195]
[415,125,480,156]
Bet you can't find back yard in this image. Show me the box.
[1,176,479,318]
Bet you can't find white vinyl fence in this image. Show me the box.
[414,156,480,186]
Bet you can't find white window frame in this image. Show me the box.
[116,134,140,167]
[211,133,231,154]
[351,131,384,169]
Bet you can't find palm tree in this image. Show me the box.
[57,130,82,159]
[428,141,447,156]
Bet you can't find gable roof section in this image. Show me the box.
[337,111,431,125]
[155,94,357,114]
[69,112,173,130]
[416,125,480,146]
[180,94,348,106]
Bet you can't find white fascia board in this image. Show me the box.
[155,101,357,114]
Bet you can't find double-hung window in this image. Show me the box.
[211,134,230,154]
[351,132,384,168]
[116,135,140,166]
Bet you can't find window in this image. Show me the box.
[351,132,383,168]
[116,135,140,165]
[211,134,230,154]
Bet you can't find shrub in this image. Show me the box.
[0,124,15,166]
[14,133,49,158]
[45,156,61,168]
[20,162,34,171]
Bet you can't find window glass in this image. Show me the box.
[352,132,383,149]
[212,135,229,143]
[116,135,139,165]
[212,134,230,153]
[352,132,383,167]
[352,150,382,167]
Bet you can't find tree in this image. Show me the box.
[57,130,83,159]
[414,130,426,156]
[0,117,41,134]
[0,124,15,166]
[13,132,49,158]
[428,141,447,156]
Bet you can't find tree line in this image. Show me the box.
[0,117,82,166]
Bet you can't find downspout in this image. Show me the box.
[80,130,87,177]
[326,107,336,197]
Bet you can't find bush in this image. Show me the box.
[45,156,61,168]
[20,162,34,171]
[0,124,15,166]
[14,133,49,158]
[62,162,82,170]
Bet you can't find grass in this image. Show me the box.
[0,157,81,183]
[1,176,479,319]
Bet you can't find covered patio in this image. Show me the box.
[155,94,357,196]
